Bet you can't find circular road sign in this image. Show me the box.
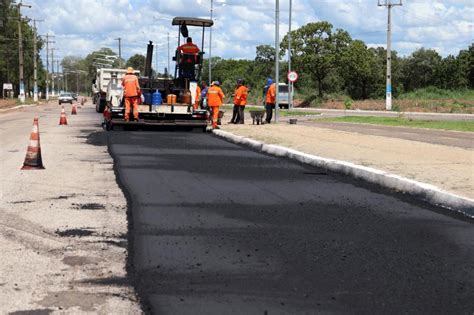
[288,71,298,83]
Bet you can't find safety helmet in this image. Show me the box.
[266,78,273,85]
[126,67,134,74]
[212,81,220,86]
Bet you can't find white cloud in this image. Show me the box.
[28,0,473,70]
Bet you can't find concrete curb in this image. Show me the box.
[213,129,474,218]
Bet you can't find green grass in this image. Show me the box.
[316,116,474,132]
[398,87,474,100]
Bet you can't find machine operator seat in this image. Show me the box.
[176,51,203,80]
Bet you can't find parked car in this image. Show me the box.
[58,92,74,105]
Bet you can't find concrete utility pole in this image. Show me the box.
[32,19,43,102]
[44,34,55,100]
[115,37,122,68]
[14,1,32,103]
[55,60,60,92]
[50,47,57,96]
[275,0,280,123]
[378,0,402,111]
[288,0,292,109]
[167,32,170,78]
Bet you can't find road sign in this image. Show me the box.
[288,71,298,83]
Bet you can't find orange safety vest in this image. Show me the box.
[207,85,224,107]
[178,43,200,54]
[234,85,248,106]
[265,83,276,104]
[122,74,140,97]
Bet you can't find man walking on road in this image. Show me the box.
[265,79,276,123]
[207,81,225,129]
[230,79,248,124]
[122,67,141,122]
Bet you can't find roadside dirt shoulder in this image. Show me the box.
[0,102,142,314]
[222,123,474,200]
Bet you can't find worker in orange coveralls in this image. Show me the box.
[121,67,141,122]
[194,84,201,110]
[231,79,248,124]
[207,81,225,129]
[265,80,276,123]
[177,37,200,62]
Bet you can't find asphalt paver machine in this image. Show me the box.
[103,17,213,131]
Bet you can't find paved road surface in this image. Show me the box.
[91,129,474,314]
[304,121,474,149]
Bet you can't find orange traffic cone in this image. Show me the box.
[71,104,77,115]
[59,106,68,125]
[21,117,45,170]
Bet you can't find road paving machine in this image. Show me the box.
[103,17,213,131]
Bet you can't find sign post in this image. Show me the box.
[287,71,298,109]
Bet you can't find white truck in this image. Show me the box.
[92,68,139,113]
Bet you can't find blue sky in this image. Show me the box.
[26,0,474,73]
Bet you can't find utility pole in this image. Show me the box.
[288,0,292,109]
[50,47,57,96]
[167,32,170,78]
[14,1,32,103]
[209,0,213,84]
[275,0,280,123]
[378,0,402,111]
[115,37,122,68]
[56,60,60,92]
[32,19,43,102]
[44,34,55,100]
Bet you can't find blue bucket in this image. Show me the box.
[152,91,162,105]
[144,93,152,105]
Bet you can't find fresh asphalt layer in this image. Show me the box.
[89,129,474,314]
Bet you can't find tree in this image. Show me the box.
[0,0,44,96]
[401,48,442,91]
[281,21,351,97]
[255,44,275,64]
[434,55,466,89]
[126,54,146,73]
[458,44,474,88]
[339,40,378,99]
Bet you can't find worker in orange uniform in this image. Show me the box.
[230,79,248,124]
[194,83,201,110]
[177,37,200,62]
[265,79,276,123]
[207,81,225,129]
[122,67,141,122]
